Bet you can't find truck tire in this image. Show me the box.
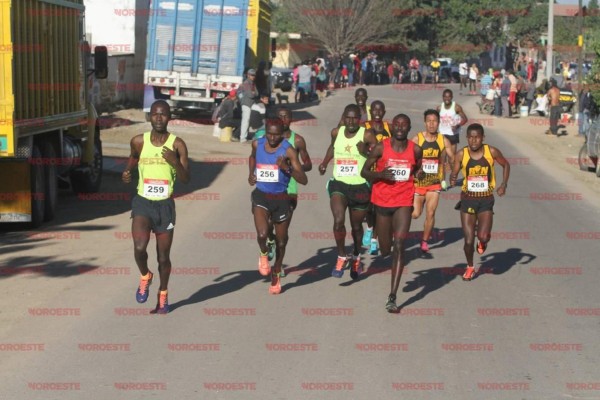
[71,134,103,193]
[578,144,595,172]
[42,140,58,221]
[30,144,46,227]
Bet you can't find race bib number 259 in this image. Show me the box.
[143,179,169,199]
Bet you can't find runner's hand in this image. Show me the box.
[122,170,132,184]
[318,163,327,175]
[497,183,507,197]
[441,180,448,191]
[276,155,289,171]
[161,146,178,166]
[248,173,257,186]
[380,167,395,181]
[415,168,425,180]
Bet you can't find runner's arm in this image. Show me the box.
[122,135,142,183]
[295,134,313,172]
[413,144,424,178]
[357,128,377,157]
[284,147,308,185]
[361,142,388,181]
[455,104,468,126]
[167,138,190,184]
[490,146,510,196]
[318,128,338,175]
[248,140,258,185]
[449,149,464,187]
[443,136,454,165]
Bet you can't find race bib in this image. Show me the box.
[143,179,169,199]
[388,159,411,182]
[336,159,358,177]
[422,159,439,174]
[467,176,489,192]
[256,164,279,182]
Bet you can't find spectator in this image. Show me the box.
[249,93,270,134]
[480,69,493,97]
[459,59,468,93]
[578,83,593,136]
[255,61,269,97]
[525,79,536,114]
[527,59,535,82]
[492,71,503,117]
[216,90,241,141]
[469,63,479,94]
[341,64,348,88]
[501,72,511,117]
[552,67,564,89]
[238,68,257,142]
[297,60,312,102]
[508,70,518,113]
[387,62,395,85]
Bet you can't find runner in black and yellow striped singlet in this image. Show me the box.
[449,124,510,281]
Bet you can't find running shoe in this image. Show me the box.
[258,253,270,276]
[151,291,169,314]
[362,228,373,247]
[350,255,363,280]
[332,256,348,278]
[135,271,153,303]
[385,294,399,313]
[279,267,286,278]
[267,239,276,261]
[476,240,487,255]
[420,240,429,253]
[269,273,281,295]
[369,240,379,255]
[462,265,476,281]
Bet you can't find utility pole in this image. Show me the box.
[546,0,554,80]
[578,0,583,91]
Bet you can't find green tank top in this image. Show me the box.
[333,126,366,185]
[137,132,177,200]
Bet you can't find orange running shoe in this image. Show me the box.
[331,256,348,278]
[476,241,487,255]
[350,255,363,280]
[269,272,281,295]
[258,253,270,276]
[136,271,153,303]
[462,266,476,281]
[151,291,169,314]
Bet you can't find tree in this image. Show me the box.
[278,0,414,55]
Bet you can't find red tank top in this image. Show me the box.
[371,139,416,207]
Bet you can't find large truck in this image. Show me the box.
[0,0,108,226]
[143,0,271,116]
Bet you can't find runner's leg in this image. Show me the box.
[331,194,349,256]
[155,231,174,291]
[460,211,477,267]
[375,210,393,257]
[423,191,440,242]
[132,216,152,276]
[390,207,412,297]
[349,208,367,256]
[253,206,270,254]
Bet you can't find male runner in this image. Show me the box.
[361,114,423,313]
[449,124,510,281]
[412,109,450,253]
[249,119,307,294]
[340,88,371,125]
[361,100,391,255]
[122,100,190,314]
[319,104,377,280]
[255,107,313,275]
[437,89,467,168]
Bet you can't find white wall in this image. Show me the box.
[85,0,137,54]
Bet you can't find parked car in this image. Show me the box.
[271,68,294,92]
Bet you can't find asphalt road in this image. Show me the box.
[1,83,600,400]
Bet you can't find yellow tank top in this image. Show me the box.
[333,126,367,185]
[137,132,177,200]
[365,121,391,142]
[415,132,445,187]
[461,144,495,197]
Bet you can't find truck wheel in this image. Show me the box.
[30,144,46,227]
[42,141,58,221]
[71,134,103,193]
[578,144,595,172]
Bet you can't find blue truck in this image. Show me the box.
[143,0,256,117]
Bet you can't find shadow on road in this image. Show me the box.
[397,247,536,309]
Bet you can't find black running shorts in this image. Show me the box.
[327,179,371,210]
[131,195,176,233]
[460,194,495,215]
[251,189,292,223]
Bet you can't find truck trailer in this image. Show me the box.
[0,0,107,226]
[143,0,271,116]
